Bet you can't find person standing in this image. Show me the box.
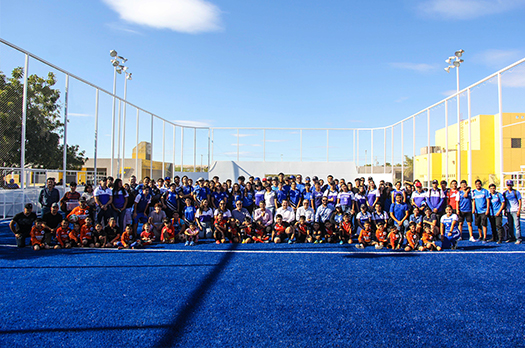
[504,180,522,244]
[487,183,505,243]
[38,178,60,217]
[94,177,114,226]
[472,179,490,242]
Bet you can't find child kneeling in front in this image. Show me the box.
[404,222,420,251]
[31,218,49,251]
[387,226,403,250]
[117,225,140,249]
[356,221,373,249]
[419,224,441,251]
[184,222,199,246]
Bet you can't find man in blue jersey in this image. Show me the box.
[162,183,181,218]
[288,181,302,211]
[457,180,475,242]
[504,180,522,244]
[296,174,306,194]
[193,177,210,206]
[94,177,114,226]
[390,193,410,234]
[472,179,490,242]
[487,183,505,243]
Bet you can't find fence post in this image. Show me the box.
[371,130,374,174]
[150,114,153,178]
[445,100,448,182]
[135,109,139,179]
[498,73,504,190]
[63,74,69,188]
[427,109,431,188]
[326,130,329,162]
[193,128,197,172]
[401,122,404,183]
[21,54,29,189]
[94,89,99,186]
[468,88,472,185]
[162,121,166,178]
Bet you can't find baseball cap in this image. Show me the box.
[415,182,422,188]
[305,177,311,181]
[164,177,171,181]
[197,177,204,182]
[51,202,59,208]
[255,177,260,181]
[506,179,514,186]
[432,180,438,184]
[312,176,318,181]
[25,203,33,209]
[289,175,295,179]
[262,178,267,182]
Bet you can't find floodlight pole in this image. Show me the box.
[456,65,461,183]
[111,66,117,178]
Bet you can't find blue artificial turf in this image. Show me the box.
[1,220,525,347]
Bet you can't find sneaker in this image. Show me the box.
[190,241,195,246]
[482,240,487,244]
[516,240,522,245]
[356,244,364,249]
[288,239,293,244]
[469,236,476,242]
[185,241,190,246]
[339,240,344,245]
[497,240,502,244]
[314,240,319,244]
[451,243,457,250]
[215,240,220,244]
[506,239,516,243]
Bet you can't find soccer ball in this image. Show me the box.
[69,214,79,223]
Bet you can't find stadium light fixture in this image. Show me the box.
[444,49,465,183]
[110,50,117,57]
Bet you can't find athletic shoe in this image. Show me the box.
[451,243,457,250]
[314,240,319,244]
[356,244,364,249]
[482,240,487,244]
[497,240,502,244]
[190,241,195,246]
[288,239,293,244]
[469,236,477,242]
[506,239,516,243]
[516,240,522,245]
[185,241,190,246]
[215,240,220,244]
[339,241,344,245]
[486,238,495,243]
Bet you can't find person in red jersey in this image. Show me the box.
[404,222,420,251]
[80,217,95,247]
[272,214,288,243]
[55,219,72,249]
[30,218,49,251]
[140,222,155,246]
[374,221,388,249]
[356,221,373,249]
[387,226,403,250]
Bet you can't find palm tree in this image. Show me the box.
[403,156,414,181]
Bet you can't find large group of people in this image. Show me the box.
[9,173,523,252]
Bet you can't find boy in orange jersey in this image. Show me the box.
[226,218,240,243]
[356,221,373,249]
[405,222,420,251]
[80,217,96,247]
[419,224,442,251]
[324,221,338,244]
[387,226,403,250]
[30,218,49,251]
[374,221,388,249]
[55,219,72,249]
[66,198,90,226]
[339,213,353,244]
[117,224,139,249]
[140,222,155,246]
[161,218,175,243]
[69,222,81,247]
[294,215,310,243]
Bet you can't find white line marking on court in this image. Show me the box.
[2,244,525,255]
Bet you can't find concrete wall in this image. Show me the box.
[208,161,363,182]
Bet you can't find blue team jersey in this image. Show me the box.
[288,189,302,207]
[212,191,229,207]
[390,202,409,221]
[184,205,197,222]
[276,190,288,204]
[303,191,313,204]
[458,189,472,212]
[296,183,305,194]
[165,190,179,211]
[366,189,379,207]
[254,190,266,207]
[441,214,460,237]
[243,190,255,207]
[409,214,423,225]
[312,190,324,209]
[473,188,490,214]
[489,192,504,216]
[182,185,194,196]
[194,185,210,203]
[504,190,522,212]
[354,194,367,210]
[338,191,354,206]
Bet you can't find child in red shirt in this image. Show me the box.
[161,218,175,243]
[140,222,155,246]
[272,215,287,243]
[294,216,310,243]
[55,219,72,249]
[356,221,373,249]
[80,217,95,247]
[420,224,442,251]
[31,218,49,251]
[69,222,81,247]
[405,222,420,251]
[339,213,353,244]
[375,221,388,249]
[388,226,403,250]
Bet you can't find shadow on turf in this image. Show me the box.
[0,264,217,269]
[153,242,239,348]
[343,252,420,259]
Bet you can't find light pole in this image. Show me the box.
[120,70,132,179]
[445,49,464,182]
[109,50,127,178]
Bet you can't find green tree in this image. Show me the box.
[0,67,87,170]
[403,155,413,181]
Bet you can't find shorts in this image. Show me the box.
[458,211,473,223]
[133,212,148,224]
[475,213,488,228]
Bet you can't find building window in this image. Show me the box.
[511,138,522,148]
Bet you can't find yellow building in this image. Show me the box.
[414,112,525,186]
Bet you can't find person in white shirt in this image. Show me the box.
[296,199,315,224]
[275,199,295,225]
[264,184,277,216]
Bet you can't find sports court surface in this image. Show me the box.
[1,220,525,348]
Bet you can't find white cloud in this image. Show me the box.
[172,119,212,127]
[474,49,523,68]
[417,0,525,20]
[102,0,222,33]
[106,22,144,35]
[500,65,525,87]
[389,62,438,73]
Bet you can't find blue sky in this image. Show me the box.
[1,0,525,164]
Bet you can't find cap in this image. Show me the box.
[262,178,267,182]
[164,177,171,181]
[273,177,278,181]
[506,179,514,186]
[51,202,59,208]
[415,182,422,188]
[305,177,311,181]
[197,177,204,182]
[79,197,87,202]
[432,180,438,184]
[25,203,33,209]
[289,175,295,179]
[255,177,260,181]
[312,176,318,181]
